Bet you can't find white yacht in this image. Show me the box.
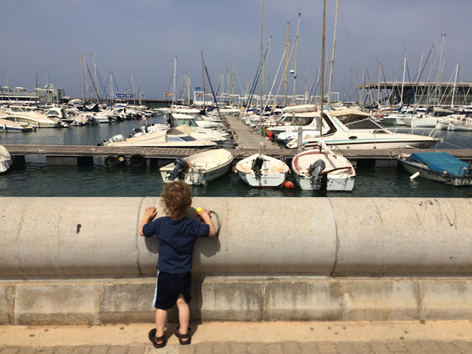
[286,111,440,150]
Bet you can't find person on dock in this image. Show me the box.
[139,181,217,348]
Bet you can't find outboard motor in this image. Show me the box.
[168,158,190,181]
[307,159,326,190]
[251,156,264,180]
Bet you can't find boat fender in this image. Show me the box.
[410,171,420,180]
[105,156,118,167]
[130,154,145,167]
[168,158,190,181]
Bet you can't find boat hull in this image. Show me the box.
[160,149,234,185]
[235,154,289,188]
[292,149,356,191]
[398,152,472,187]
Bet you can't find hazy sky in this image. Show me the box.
[2,0,471,102]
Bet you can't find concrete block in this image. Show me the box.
[0,198,142,278]
[422,280,472,320]
[100,281,155,324]
[341,280,419,321]
[15,283,101,325]
[0,285,15,324]
[331,198,472,276]
[264,279,343,321]
[196,278,263,321]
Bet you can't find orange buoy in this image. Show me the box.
[283,181,295,189]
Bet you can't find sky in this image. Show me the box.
[2,0,472,103]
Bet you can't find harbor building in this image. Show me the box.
[1,86,65,105]
[356,81,472,107]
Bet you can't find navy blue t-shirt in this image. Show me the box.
[142,216,210,274]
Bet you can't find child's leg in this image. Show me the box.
[176,294,190,340]
[155,308,168,343]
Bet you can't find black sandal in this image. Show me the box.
[148,328,167,349]
[174,325,192,345]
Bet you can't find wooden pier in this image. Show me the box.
[2,113,472,167]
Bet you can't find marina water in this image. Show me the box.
[1,116,471,198]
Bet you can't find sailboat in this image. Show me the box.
[234,0,290,188]
[291,0,356,192]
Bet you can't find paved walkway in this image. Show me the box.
[2,320,472,353]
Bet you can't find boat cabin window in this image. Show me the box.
[293,116,314,125]
[175,118,198,127]
[166,135,197,142]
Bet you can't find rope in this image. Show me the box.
[437,140,470,149]
[209,211,221,237]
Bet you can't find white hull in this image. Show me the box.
[160,149,234,185]
[104,129,218,148]
[411,117,439,128]
[4,115,58,128]
[292,149,356,191]
[235,154,289,188]
[287,112,439,150]
[447,122,472,131]
[0,145,12,173]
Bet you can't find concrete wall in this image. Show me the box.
[1,197,471,278]
[1,197,471,325]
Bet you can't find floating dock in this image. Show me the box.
[2,113,472,167]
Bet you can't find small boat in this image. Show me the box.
[160,149,234,185]
[291,142,356,191]
[0,118,35,132]
[234,147,290,188]
[0,145,12,173]
[398,152,472,186]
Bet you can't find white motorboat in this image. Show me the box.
[160,149,234,185]
[266,111,323,136]
[234,147,290,188]
[4,105,62,128]
[447,117,472,131]
[291,142,356,191]
[170,113,225,130]
[398,152,472,186]
[276,127,329,146]
[286,112,440,150]
[0,118,35,132]
[102,128,217,148]
[0,145,12,173]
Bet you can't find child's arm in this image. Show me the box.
[199,208,217,237]
[139,207,158,236]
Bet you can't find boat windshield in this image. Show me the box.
[166,135,197,142]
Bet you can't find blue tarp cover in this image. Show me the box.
[409,152,469,177]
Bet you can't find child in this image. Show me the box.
[139,181,216,348]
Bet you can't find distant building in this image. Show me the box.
[0,86,65,105]
[356,81,472,107]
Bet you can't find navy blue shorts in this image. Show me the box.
[153,271,192,310]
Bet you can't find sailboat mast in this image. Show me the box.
[283,22,290,106]
[320,0,326,115]
[80,53,84,102]
[172,56,177,105]
[327,0,339,106]
[400,57,407,106]
[259,0,264,136]
[292,12,301,105]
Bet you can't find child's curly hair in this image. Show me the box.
[160,181,192,220]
